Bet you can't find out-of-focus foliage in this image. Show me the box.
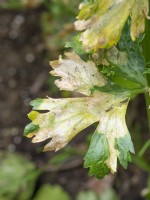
[33,184,70,200]
[0,0,80,57]
[77,188,119,200]
[77,191,97,200]
[99,189,119,200]
[0,151,40,200]
[0,0,44,9]
[41,0,80,56]
[49,147,78,166]
[142,188,150,200]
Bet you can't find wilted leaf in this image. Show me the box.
[130,0,149,41]
[75,0,149,51]
[50,52,106,96]
[84,99,134,178]
[25,52,134,178]
[26,97,101,151]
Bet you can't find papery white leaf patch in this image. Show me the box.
[24,52,134,178]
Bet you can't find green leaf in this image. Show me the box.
[49,147,74,166]
[84,98,134,178]
[99,188,119,200]
[92,82,144,96]
[88,25,147,96]
[144,68,150,74]
[0,151,39,200]
[65,35,86,55]
[0,0,44,9]
[77,191,97,200]
[92,83,129,95]
[24,123,39,136]
[33,184,70,200]
[0,0,23,9]
[105,28,147,87]
[115,134,135,169]
[84,130,110,179]
[77,188,119,200]
[30,98,43,110]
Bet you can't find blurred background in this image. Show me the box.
[0,0,150,199]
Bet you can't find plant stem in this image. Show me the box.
[138,139,150,157]
[142,19,150,132]
[132,156,150,173]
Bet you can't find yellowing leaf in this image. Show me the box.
[84,98,134,178]
[50,52,106,96]
[75,0,149,51]
[26,97,100,151]
[96,99,133,173]
[24,52,134,177]
[130,0,149,40]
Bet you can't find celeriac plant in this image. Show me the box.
[24,0,150,179]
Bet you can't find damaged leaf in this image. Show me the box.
[75,0,149,51]
[50,52,106,96]
[24,52,134,177]
[93,25,148,95]
[84,98,134,179]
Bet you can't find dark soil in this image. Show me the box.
[0,8,150,200]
